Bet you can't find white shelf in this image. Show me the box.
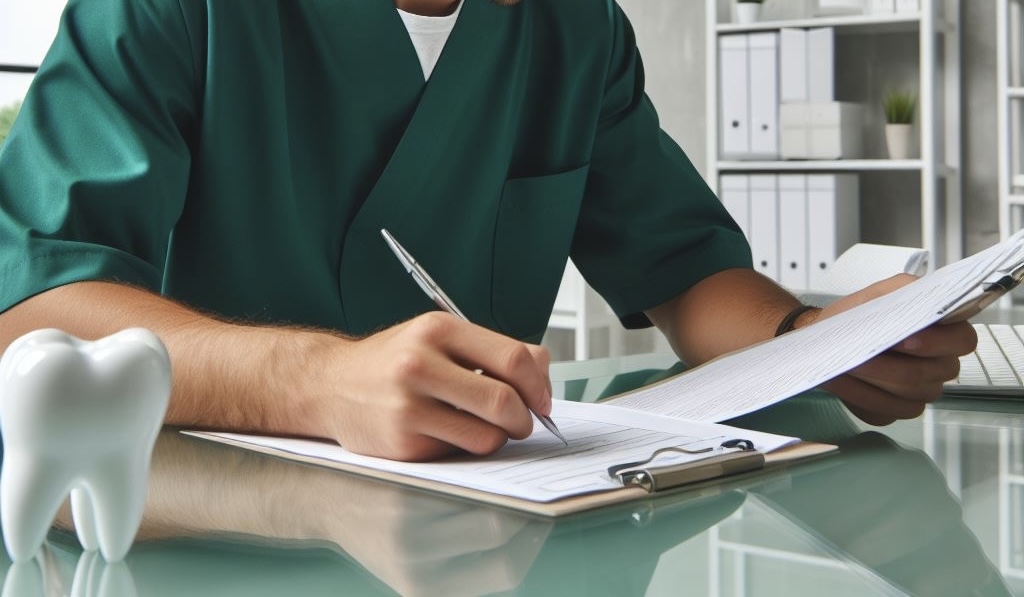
[706,0,962,271]
[718,159,926,171]
[716,13,924,34]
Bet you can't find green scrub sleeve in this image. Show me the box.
[572,4,753,330]
[0,0,201,312]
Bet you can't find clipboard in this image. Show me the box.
[182,431,836,517]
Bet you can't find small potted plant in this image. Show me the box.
[735,0,764,24]
[883,89,916,159]
[0,100,21,147]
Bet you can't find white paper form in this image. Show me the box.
[610,232,1024,423]
[187,401,796,503]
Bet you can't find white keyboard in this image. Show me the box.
[945,324,1024,397]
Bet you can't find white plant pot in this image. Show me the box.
[885,123,913,159]
[735,3,762,24]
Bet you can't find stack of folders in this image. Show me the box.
[718,26,861,161]
[720,173,859,292]
[189,232,1024,516]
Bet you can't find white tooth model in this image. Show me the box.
[0,328,171,562]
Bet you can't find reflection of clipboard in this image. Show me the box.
[184,432,835,517]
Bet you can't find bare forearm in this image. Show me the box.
[0,281,337,438]
[645,268,815,366]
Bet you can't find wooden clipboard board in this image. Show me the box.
[182,431,836,517]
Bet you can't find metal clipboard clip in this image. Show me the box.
[606,439,766,493]
[939,259,1024,323]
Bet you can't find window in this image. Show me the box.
[0,1,66,144]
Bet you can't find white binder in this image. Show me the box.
[779,28,808,103]
[778,174,809,290]
[806,174,860,290]
[749,174,780,282]
[747,32,780,158]
[807,27,834,102]
[719,174,751,240]
[719,34,750,158]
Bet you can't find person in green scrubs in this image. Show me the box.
[0,0,975,461]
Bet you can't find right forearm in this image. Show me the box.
[0,281,340,438]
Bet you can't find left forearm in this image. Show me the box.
[644,268,817,366]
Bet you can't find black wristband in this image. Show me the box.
[775,305,818,337]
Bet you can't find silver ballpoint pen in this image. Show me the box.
[380,228,568,446]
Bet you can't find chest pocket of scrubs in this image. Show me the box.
[491,164,590,341]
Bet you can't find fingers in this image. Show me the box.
[350,313,552,461]
[822,375,926,426]
[401,312,552,416]
[826,348,961,425]
[845,351,960,397]
[889,320,978,357]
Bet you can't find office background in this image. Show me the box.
[0,0,1007,360]
[620,0,996,256]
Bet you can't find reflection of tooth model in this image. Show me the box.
[0,328,171,562]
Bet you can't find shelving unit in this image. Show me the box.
[998,0,1024,263]
[705,0,962,271]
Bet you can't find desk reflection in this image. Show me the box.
[44,430,743,597]
[925,405,1024,594]
[0,365,1011,596]
[728,432,1011,597]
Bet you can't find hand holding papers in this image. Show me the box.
[610,230,1024,423]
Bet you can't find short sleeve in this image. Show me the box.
[0,0,203,312]
[571,4,752,329]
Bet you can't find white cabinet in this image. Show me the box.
[705,0,962,280]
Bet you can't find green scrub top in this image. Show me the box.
[0,0,751,343]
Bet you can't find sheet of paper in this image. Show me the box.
[609,232,1024,422]
[187,400,796,503]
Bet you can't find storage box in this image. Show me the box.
[814,0,864,16]
[780,102,863,160]
[867,0,896,13]
[895,0,920,13]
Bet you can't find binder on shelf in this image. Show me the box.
[807,27,835,102]
[780,28,809,103]
[749,174,780,282]
[806,174,860,290]
[778,174,809,290]
[748,32,780,158]
[719,34,750,158]
[720,174,751,240]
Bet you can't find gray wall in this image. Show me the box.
[618,0,998,256]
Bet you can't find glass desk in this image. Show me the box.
[2,352,1022,597]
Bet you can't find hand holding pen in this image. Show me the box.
[381,228,568,446]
